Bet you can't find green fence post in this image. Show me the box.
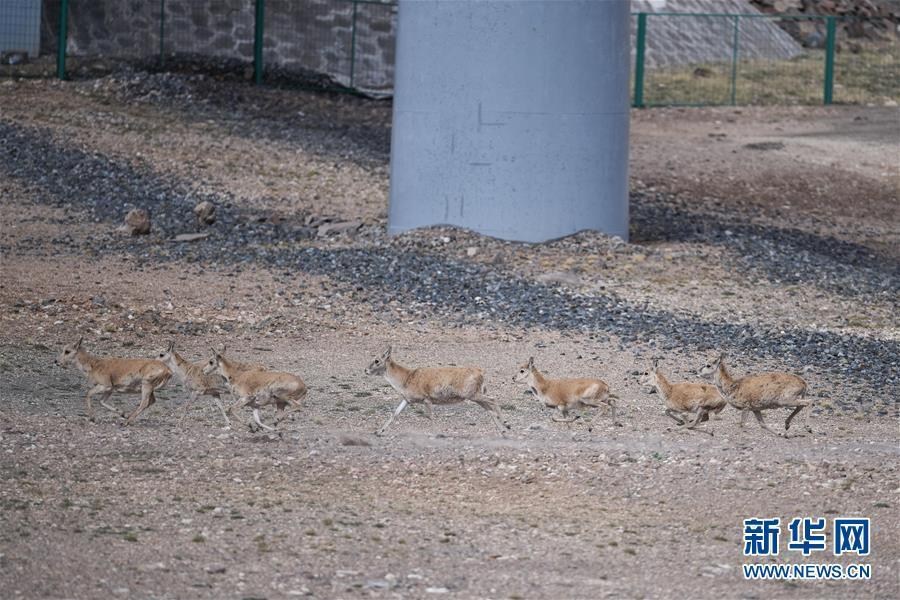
[254,0,265,85]
[56,0,69,80]
[159,0,166,67]
[730,15,740,106]
[824,16,836,105]
[633,12,647,108]
[349,1,359,89]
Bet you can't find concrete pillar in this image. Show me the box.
[388,0,631,242]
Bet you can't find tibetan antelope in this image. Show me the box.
[201,344,267,374]
[204,348,306,431]
[639,359,725,435]
[513,357,619,430]
[56,337,172,425]
[699,353,812,436]
[365,346,510,436]
[156,341,231,426]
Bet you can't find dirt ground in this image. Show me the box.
[1,76,898,599]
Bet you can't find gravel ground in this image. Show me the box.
[1,71,898,599]
[1,116,897,400]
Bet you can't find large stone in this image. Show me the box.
[193,200,216,227]
[120,208,151,235]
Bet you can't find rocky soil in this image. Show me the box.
[0,71,898,599]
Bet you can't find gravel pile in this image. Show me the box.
[631,189,899,297]
[87,68,199,105]
[0,120,221,237]
[2,116,897,400]
[74,66,391,167]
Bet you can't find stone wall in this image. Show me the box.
[38,0,801,94]
[40,0,397,94]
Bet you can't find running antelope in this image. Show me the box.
[699,353,812,436]
[56,337,172,425]
[201,345,267,374]
[204,348,306,431]
[365,346,509,436]
[157,341,231,426]
[639,359,725,435]
[513,357,619,430]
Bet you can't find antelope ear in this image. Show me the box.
[718,352,726,362]
[76,336,84,348]
[527,356,534,368]
[167,340,175,352]
[652,358,660,368]
[210,347,220,359]
[383,345,392,358]
[220,344,227,354]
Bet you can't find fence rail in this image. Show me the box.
[1,2,897,106]
[631,11,899,107]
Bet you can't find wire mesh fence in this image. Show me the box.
[1,0,396,95]
[1,2,897,105]
[833,18,900,104]
[261,0,396,93]
[631,11,900,107]
[1,0,46,78]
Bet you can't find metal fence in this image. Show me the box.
[2,2,897,106]
[1,0,397,95]
[632,12,900,107]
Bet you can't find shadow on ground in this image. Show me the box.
[2,120,898,400]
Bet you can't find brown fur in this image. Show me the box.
[513,357,618,429]
[699,354,811,436]
[640,362,724,432]
[200,344,266,375]
[158,342,231,425]
[365,346,508,435]
[207,348,306,430]
[56,337,171,425]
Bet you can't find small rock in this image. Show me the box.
[536,271,580,286]
[206,564,227,574]
[339,434,372,447]
[425,587,449,594]
[119,208,150,235]
[466,247,478,257]
[317,220,362,237]
[194,201,216,227]
[744,141,784,151]
[172,233,209,243]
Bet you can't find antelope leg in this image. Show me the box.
[377,398,408,436]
